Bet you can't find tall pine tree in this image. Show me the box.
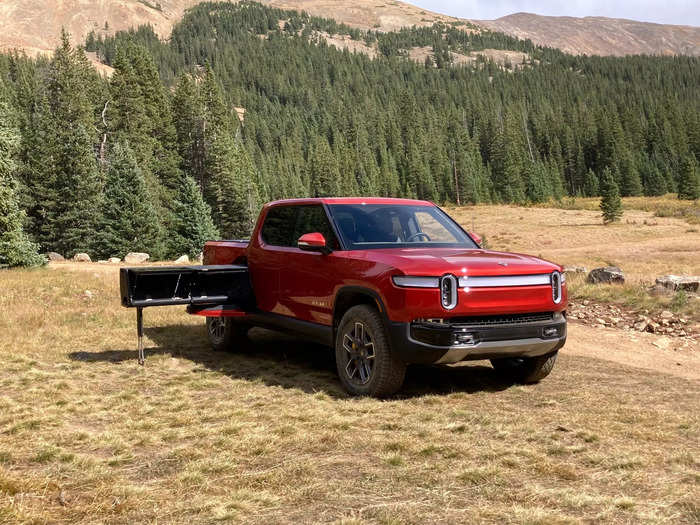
[170,174,219,257]
[46,31,103,256]
[0,99,44,267]
[94,142,164,259]
[677,154,699,200]
[600,167,623,224]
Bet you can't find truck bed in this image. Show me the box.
[204,240,249,266]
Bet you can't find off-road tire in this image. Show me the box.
[490,351,558,384]
[206,317,249,352]
[335,305,406,398]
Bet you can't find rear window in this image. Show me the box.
[261,205,340,249]
[261,206,297,246]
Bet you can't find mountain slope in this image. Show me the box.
[0,0,461,56]
[0,0,698,57]
[481,12,700,57]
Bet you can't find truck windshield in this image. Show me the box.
[328,204,478,250]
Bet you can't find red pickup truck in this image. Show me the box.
[121,197,567,397]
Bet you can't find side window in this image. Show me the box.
[261,206,297,247]
[294,206,340,250]
[261,205,340,249]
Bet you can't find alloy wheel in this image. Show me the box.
[342,321,376,385]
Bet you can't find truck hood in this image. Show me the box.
[357,248,561,277]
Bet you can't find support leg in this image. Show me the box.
[137,307,145,366]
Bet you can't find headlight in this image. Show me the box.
[392,276,439,288]
[551,271,562,304]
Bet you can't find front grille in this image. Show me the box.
[439,312,554,327]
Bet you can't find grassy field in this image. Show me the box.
[1,238,699,523]
[447,196,700,320]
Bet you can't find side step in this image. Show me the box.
[119,265,253,364]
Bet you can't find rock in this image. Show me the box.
[634,321,648,332]
[195,252,204,264]
[652,337,672,350]
[124,252,149,264]
[587,267,625,284]
[72,253,91,263]
[655,275,700,294]
[564,266,587,274]
[46,252,65,262]
[595,318,607,326]
[108,257,121,264]
[660,310,674,319]
[174,255,190,264]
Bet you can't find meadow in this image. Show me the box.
[0,200,698,524]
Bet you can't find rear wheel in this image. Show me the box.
[490,351,558,384]
[206,317,249,352]
[335,305,406,398]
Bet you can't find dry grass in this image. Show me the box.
[448,198,700,320]
[0,265,699,523]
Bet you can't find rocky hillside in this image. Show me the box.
[481,12,700,57]
[0,0,460,56]
[0,0,698,57]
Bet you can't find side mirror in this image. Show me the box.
[469,232,483,247]
[298,232,330,254]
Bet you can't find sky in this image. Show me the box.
[408,1,700,26]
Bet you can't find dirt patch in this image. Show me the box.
[564,323,699,381]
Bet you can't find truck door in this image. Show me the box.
[278,205,341,326]
[249,205,297,314]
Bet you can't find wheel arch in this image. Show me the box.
[333,286,390,340]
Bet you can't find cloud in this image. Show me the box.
[409,0,700,26]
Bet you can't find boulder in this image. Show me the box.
[124,252,149,264]
[72,253,91,263]
[46,252,65,262]
[655,275,700,294]
[564,266,587,275]
[174,255,190,264]
[108,257,121,264]
[587,267,625,284]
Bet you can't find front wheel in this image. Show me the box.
[490,351,558,384]
[335,305,406,398]
[206,317,249,352]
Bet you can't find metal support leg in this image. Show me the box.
[137,307,145,365]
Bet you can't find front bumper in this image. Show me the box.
[388,312,567,365]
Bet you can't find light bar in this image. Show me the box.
[458,274,551,288]
[392,276,440,288]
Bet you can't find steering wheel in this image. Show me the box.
[407,232,431,242]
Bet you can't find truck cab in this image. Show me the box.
[201,198,567,397]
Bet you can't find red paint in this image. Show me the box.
[191,308,248,318]
[298,232,328,251]
[203,198,567,325]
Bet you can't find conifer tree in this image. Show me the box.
[599,167,623,224]
[0,100,44,267]
[309,136,341,197]
[582,169,599,197]
[169,174,219,258]
[46,31,103,256]
[212,136,261,238]
[677,154,699,200]
[641,162,667,196]
[94,142,164,259]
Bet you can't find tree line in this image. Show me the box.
[0,1,698,266]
